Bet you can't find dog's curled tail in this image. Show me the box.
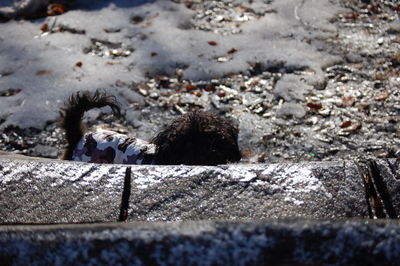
[60,90,121,159]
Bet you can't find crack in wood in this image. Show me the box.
[368,160,398,219]
[118,167,131,222]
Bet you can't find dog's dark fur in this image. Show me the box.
[60,90,241,165]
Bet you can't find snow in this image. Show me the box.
[0,0,342,130]
[261,163,333,206]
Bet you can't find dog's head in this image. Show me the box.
[152,110,241,165]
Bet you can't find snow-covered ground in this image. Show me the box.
[0,0,340,129]
[1,0,399,163]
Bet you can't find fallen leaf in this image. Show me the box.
[75,61,83,67]
[104,28,121,33]
[36,70,51,76]
[374,90,389,101]
[47,4,65,16]
[344,122,362,133]
[40,23,49,32]
[341,96,356,107]
[217,91,226,97]
[227,48,238,54]
[106,62,121,65]
[130,15,144,24]
[307,102,323,110]
[0,71,13,77]
[343,13,359,19]
[151,52,158,57]
[204,86,216,92]
[55,24,85,34]
[340,120,352,128]
[0,88,22,97]
[208,41,218,46]
[185,84,197,91]
[356,103,369,112]
[185,2,193,9]
[194,92,202,97]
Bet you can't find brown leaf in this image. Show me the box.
[374,90,389,101]
[343,122,362,133]
[307,102,323,110]
[194,91,202,97]
[185,84,197,91]
[184,2,193,9]
[343,13,359,19]
[341,96,356,107]
[40,23,49,32]
[227,48,238,54]
[75,61,83,67]
[47,4,66,16]
[340,120,352,128]
[204,86,216,92]
[293,132,301,137]
[0,71,13,77]
[36,70,51,76]
[208,41,218,46]
[217,91,226,97]
[151,52,158,57]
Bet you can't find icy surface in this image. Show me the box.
[0,0,342,129]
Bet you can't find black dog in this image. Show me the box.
[60,90,241,165]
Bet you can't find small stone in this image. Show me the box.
[341,96,356,107]
[149,92,159,99]
[276,102,306,118]
[307,116,319,125]
[318,108,331,117]
[217,56,230,62]
[387,21,400,34]
[138,88,148,96]
[374,90,389,102]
